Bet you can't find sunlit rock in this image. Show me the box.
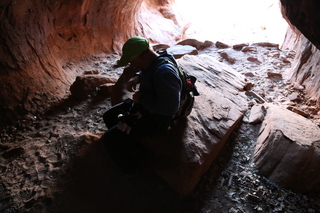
[242,46,257,52]
[176,38,214,50]
[248,104,265,124]
[247,57,261,64]
[233,43,249,51]
[267,72,282,78]
[252,42,279,49]
[167,45,198,59]
[215,41,229,49]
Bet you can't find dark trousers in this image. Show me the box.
[102,99,172,173]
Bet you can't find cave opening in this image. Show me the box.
[175,0,288,45]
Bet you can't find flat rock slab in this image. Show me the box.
[253,103,320,192]
[142,55,248,195]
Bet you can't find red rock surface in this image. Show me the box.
[0,0,184,124]
[253,103,320,192]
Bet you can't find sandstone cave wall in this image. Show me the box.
[0,0,183,124]
[2,0,320,125]
[281,0,320,105]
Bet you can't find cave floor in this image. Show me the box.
[1,42,320,213]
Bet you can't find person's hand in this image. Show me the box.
[126,76,139,92]
[132,91,141,103]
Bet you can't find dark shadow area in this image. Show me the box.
[47,134,201,213]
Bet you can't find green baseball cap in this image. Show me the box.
[117,36,150,66]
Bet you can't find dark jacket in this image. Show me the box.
[139,53,182,116]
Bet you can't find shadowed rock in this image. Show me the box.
[253,103,320,192]
[70,75,118,100]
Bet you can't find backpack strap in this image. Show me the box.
[151,51,200,120]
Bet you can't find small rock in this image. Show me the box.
[248,104,265,124]
[84,70,99,75]
[244,72,255,77]
[176,38,203,50]
[167,45,198,59]
[215,41,229,49]
[281,57,291,63]
[233,43,249,51]
[199,40,214,50]
[219,51,236,64]
[287,106,309,117]
[288,92,301,101]
[247,57,261,63]
[245,82,253,90]
[266,97,273,102]
[292,82,305,91]
[303,105,319,115]
[270,51,280,58]
[267,72,282,78]
[252,42,279,49]
[242,46,257,52]
[245,91,265,104]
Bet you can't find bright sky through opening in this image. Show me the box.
[175,0,288,45]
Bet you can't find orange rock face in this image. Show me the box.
[0,0,183,124]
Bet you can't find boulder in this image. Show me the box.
[253,103,320,192]
[176,39,214,50]
[233,43,249,51]
[167,45,198,59]
[70,75,118,100]
[176,38,203,50]
[252,42,279,49]
[139,55,248,195]
[248,104,265,124]
[215,41,229,49]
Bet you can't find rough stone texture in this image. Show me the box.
[0,0,184,124]
[248,104,265,124]
[2,0,320,125]
[254,103,320,192]
[280,0,320,50]
[70,75,118,100]
[138,55,248,194]
[280,1,320,106]
[284,29,320,106]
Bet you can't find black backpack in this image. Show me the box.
[154,51,200,120]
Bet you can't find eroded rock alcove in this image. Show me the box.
[1,0,320,212]
[0,0,185,124]
[1,0,320,125]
